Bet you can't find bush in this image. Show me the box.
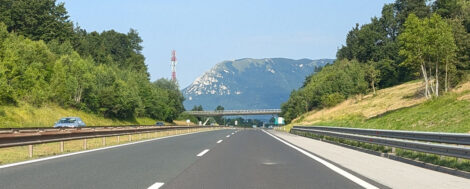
[321,93,345,108]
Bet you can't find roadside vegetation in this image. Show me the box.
[281,0,470,133]
[0,0,185,127]
[289,80,470,133]
[0,103,159,127]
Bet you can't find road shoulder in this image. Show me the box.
[270,130,470,189]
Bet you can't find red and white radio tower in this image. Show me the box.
[171,50,177,82]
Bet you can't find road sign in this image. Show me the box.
[275,117,285,125]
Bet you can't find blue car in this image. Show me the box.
[54,117,86,128]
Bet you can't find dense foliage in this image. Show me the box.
[281,60,369,122]
[0,0,184,122]
[282,0,470,123]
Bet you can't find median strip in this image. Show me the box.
[197,149,210,157]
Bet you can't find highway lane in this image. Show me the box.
[0,129,234,189]
[0,128,383,189]
[163,129,373,189]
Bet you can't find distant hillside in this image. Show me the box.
[182,58,334,110]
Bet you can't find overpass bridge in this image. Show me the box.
[184,109,281,116]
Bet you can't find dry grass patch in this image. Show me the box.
[295,81,426,125]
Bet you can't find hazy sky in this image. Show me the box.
[61,0,394,87]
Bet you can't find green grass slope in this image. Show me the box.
[0,103,158,128]
[293,81,470,133]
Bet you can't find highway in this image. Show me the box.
[0,128,383,189]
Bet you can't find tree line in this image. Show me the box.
[281,0,470,123]
[0,0,185,122]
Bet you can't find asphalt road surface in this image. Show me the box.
[0,129,380,189]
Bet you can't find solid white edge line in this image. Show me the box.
[217,140,223,143]
[0,129,221,169]
[147,182,164,189]
[197,149,210,157]
[261,130,379,189]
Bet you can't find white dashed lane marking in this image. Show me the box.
[197,149,210,157]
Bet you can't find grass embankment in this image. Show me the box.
[0,103,161,128]
[0,127,216,165]
[290,80,470,133]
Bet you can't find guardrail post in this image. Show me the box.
[117,135,120,143]
[129,135,132,142]
[28,144,33,158]
[83,139,87,150]
[60,141,64,153]
[102,137,106,146]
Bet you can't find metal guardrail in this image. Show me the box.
[0,126,219,148]
[0,125,225,159]
[294,126,470,145]
[185,109,282,116]
[0,125,160,133]
[291,127,470,159]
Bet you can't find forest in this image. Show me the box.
[281,0,470,123]
[0,0,185,122]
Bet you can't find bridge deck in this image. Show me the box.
[185,109,281,116]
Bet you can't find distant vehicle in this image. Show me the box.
[156,122,165,126]
[252,125,257,128]
[54,117,86,128]
[268,126,273,129]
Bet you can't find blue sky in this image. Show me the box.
[61,0,394,87]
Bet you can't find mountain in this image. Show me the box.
[182,58,334,110]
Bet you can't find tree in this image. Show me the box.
[0,0,74,42]
[428,14,457,93]
[0,28,55,105]
[394,0,431,28]
[365,62,381,95]
[191,105,204,122]
[399,13,457,97]
[448,18,470,72]
[214,105,225,125]
[433,0,462,19]
[191,105,204,111]
[399,14,430,98]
